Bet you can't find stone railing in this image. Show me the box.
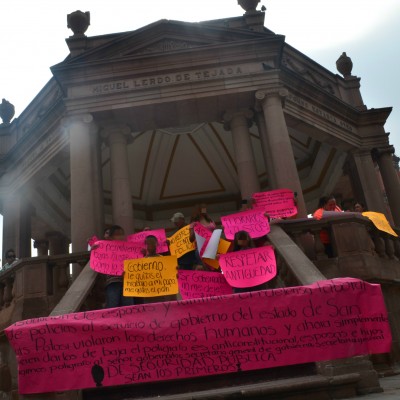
[0,252,90,330]
[276,215,400,370]
[276,214,400,282]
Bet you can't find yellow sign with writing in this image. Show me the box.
[362,212,398,237]
[123,256,178,297]
[168,225,196,258]
[203,239,231,270]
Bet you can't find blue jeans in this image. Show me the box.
[106,282,135,308]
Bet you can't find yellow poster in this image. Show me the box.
[203,239,231,270]
[362,212,398,237]
[123,256,178,297]
[168,225,196,258]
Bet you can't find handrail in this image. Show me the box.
[50,262,98,316]
[0,251,90,279]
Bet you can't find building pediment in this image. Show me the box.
[57,19,275,67]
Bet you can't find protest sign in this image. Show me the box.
[87,236,99,248]
[362,212,398,237]
[123,256,178,297]
[221,209,270,240]
[193,223,212,240]
[6,278,391,394]
[219,246,276,288]
[252,189,297,218]
[90,240,143,275]
[168,225,196,258]
[178,270,233,299]
[127,229,168,253]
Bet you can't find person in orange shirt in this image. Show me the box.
[313,195,342,257]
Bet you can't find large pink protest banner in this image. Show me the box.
[221,209,270,240]
[6,278,391,394]
[252,189,297,218]
[178,270,233,299]
[219,246,276,288]
[90,240,143,275]
[127,229,168,253]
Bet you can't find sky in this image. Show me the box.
[0,0,399,143]
[0,0,399,258]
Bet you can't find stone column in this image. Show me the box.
[348,150,387,215]
[2,196,32,259]
[46,232,69,256]
[223,110,260,201]
[254,110,277,189]
[33,240,49,256]
[64,114,98,255]
[2,195,20,259]
[255,88,307,217]
[373,145,400,226]
[101,123,134,234]
[90,126,105,235]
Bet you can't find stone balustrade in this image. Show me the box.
[277,214,400,368]
[0,252,90,330]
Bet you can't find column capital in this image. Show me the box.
[222,109,254,131]
[372,145,395,161]
[61,113,94,128]
[255,87,289,102]
[100,122,132,145]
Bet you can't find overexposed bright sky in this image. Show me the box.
[0,0,398,137]
[0,0,399,259]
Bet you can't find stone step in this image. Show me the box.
[83,370,361,400]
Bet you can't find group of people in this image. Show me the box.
[313,195,366,257]
[1,196,368,308]
[94,204,272,308]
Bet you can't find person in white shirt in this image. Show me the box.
[2,249,19,272]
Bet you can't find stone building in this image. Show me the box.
[0,2,399,398]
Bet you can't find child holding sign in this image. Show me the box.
[105,225,135,308]
[143,235,178,303]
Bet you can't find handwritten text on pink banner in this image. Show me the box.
[221,209,270,240]
[90,240,143,275]
[252,189,297,218]
[6,279,391,394]
[127,229,168,253]
[219,246,276,288]
[178,270,233,299]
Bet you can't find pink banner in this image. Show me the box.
[127,229,168,253]
[90,240,143,275]
[221,209,270,240]
[252,189,297,218]
[219,246,276,288]
[6,279,391,394]
[178,270,233,299]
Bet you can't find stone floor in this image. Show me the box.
[354,375,400,399]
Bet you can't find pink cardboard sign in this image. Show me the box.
[90,240,143,275]
[178,270,233,299]
[6,278,391,395]
[221,209,270,240]
[219,246,276,288]
[127,229,168,253]
[193,222,212,240]
[252,189,297,218]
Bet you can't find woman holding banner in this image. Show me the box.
[189,204,217,271]
[229,230,268,293]
[104,225,135,308]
